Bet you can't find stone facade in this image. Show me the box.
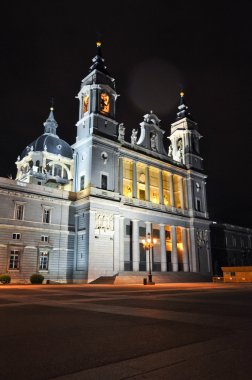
[211,223,252,275]
[0,42,213,283]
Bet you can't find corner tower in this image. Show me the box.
[168,92,203,170]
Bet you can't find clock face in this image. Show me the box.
[83,95,89,113]
[100,92,110,114]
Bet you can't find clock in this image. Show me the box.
[83,95,89,113]
[100,92,110,114]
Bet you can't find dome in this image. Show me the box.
[20,108,73,160]
[21,134,73,159]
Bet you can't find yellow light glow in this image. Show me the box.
[83,95,89,113]
[177,242,183,250]
[96,41,101,47]
[180,91,184,97]
[153,238,157,244]
[100,93,110,114]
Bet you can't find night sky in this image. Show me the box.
[1,1,251,228]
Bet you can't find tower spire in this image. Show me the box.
[176,91,191,120]
[89,41,110,75]
[43,106,58,135]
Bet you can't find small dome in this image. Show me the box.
[21,134,73,159]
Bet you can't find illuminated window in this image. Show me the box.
[12,233,21,240]
[139,189,145,200]
[83,95,89,113]
[100,93,110,114]
[173,175,183,209]
[137,165,146,200]
[15,203,24,220]
[162,172,171,206]
[9,250,20,270]
[39,251,49,271]
[123,160,133,197]
[149,167,159,204]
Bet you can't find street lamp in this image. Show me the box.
[142,232,157,284]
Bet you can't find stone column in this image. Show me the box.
[183,178,188,210]
[133,162,137,198]
[186,176,194,214]
[73,213,79,271]
[145,166,150,201]
[119,158,123,195]
[182,227,189,272]
[119,216,125,271]
[145,221,152,272]
[132,219,139,271]
[170,174,175,208]
[159,170,163,204]
[113,215,120,273]
[160,224,167,272]
[171,225,178,271]
[202,180,208,214]
[190,227,199,272]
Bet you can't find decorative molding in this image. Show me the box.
[95,212,114,232]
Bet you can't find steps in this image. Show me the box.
[115,272,212,285]
[90,272,212,285]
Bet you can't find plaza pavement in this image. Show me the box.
[0,282,251,380]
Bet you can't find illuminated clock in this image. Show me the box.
[100,92,110,114]
[83,95,89,113]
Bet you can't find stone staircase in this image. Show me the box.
[90,272,212,285]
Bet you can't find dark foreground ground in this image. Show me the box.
[0,282,251,380]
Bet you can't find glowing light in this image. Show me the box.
[96,41,101,47]
[50,107,54,111]
[180,91,184,97]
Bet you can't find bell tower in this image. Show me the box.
[72,42,119,192]
[75,41,119,141]
[168,92,203,170]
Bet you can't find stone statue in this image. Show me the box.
[131,129,138,145]
[118,123,125,141]
[150,133,157,151]
[168,144,173,158]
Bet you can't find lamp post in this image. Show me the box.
[142,232,157,284]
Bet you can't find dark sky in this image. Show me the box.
[1,1,251,227]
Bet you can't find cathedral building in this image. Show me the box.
[0,42,213,283]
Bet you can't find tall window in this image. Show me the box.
[101,174,108,190]
[43,208,51,224]
[80,175,85,190]
[162,172,171,206]
[137,164,146,200]
[173,175,183,209]
[15,204,24,220]
[9,250,20,270]
[149,167,160,204]
[123,160,133,197]
[196,199,201,211]
[39,251,49,271]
